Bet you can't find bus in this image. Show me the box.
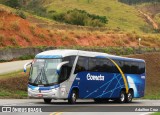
[24,49,146,104]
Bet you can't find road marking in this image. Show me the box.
[50,112,63,115]
[140,112,154,115]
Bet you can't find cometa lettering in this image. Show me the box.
[87,73,104,81]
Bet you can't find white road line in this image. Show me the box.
[140,112,154,115]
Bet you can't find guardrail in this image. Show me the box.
[0,47,160,61]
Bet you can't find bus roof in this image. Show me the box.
[35,49,145,63]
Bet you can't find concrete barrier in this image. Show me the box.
[0,47,160,61]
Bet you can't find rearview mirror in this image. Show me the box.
[24,62,32,73]
[56,61,69,75]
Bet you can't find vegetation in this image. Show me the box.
[4,0,20,8]
[0,70,28,98]
[118,0,160,5]
[151,113,160,115]
[53,9,108,27]
[0,0,151,33]
[16,10,27,19]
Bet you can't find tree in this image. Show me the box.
[5,0,20,8]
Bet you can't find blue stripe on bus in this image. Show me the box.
[35,55,62,59]
[28,84,60,90]
[95,56,145,62]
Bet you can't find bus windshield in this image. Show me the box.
[29,59,62,85]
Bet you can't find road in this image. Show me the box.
[0,60,32,75]
[0,99,159,115]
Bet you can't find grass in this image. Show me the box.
[10,21,20,31]
[19,32,31,43]
[8,36,19,46]
[0,34,5,46]
[151,113,160,115]
[0,70,28,98]
[34,0,150,33]
[0,70,24,79]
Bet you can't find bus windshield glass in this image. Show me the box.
[29,59,62,85]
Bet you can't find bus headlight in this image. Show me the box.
[28,88,32,92]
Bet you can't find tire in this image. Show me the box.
[44,99,52,104]
[94,98,109,103]
[126,90,133,103]
[94,98,102,103]
[68,90,77,104]
[118,90,126,103]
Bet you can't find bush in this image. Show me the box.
[52,9,108,27]
[16,10,27,19]
[5,0,20,8]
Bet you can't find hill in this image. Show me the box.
[136,3,160,29]
[22,0,152,33]
[0,2,160,48]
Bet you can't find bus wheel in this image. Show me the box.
[118,90,126,103]
[68,90,77,104]
[44,99,52,104]
[126,90,133,103]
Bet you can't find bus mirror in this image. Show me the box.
[24,62,32,73]
[56,61,69,75]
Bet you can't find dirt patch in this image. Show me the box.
[129,52,160,98]
[0,7,160,48]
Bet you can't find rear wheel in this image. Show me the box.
[118,90,126,103]
[44,99,52,104]
[68,90,77,104]
[126,90,133,103]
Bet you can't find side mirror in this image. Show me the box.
[56,61,69,75]
[24,62,32,73]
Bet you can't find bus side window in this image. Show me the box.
[123,61,131,74]
[101,59,113,73]
[59,56,76,82]
[74,57,88,74]
[130,62,139,74]
[59,65,68,82]
[138,62,145,74]
[89,58,97,72]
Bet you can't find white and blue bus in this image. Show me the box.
[24,49,146,104]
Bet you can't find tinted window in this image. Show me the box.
[74,56,89,74]
[59,56,76,82]
[113,60,122,73]
[138,62,145,74]
[130,62,139,74]
[89,58,98,71]
[101,59,114,73]
[122,61,131,73]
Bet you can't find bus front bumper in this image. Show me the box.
[28,87,59,99]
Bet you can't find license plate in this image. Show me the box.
[37,94,43,97]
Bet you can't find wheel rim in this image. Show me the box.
[72,93,76,102]
[128,92,132,102]
[120,93,125,102]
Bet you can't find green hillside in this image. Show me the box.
[23,0,151,33]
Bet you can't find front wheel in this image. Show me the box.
[68,90,77,104]
[44,99,52,104]
[126,90,133,103]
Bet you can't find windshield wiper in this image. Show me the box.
[33,69,42,84]
[42,67,49,84]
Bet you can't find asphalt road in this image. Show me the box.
[0,60,32,75]
[0,99,159,115]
